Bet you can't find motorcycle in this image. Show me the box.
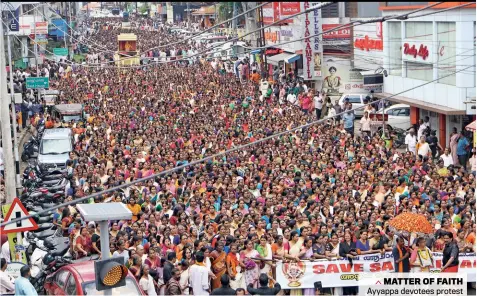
[21,137,40,161]
[377,125,405,149]
[23,162,67,185]
[31,255,72,294]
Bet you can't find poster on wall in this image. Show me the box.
[322,57,368,95]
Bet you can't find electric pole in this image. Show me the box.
[0,10,17,203]
[6,22,22,196]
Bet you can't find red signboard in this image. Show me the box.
[354,36,383,51]
[263,2,280,25]
[279,2,300,24]
[403,43,429,60]
[322,24,352,39]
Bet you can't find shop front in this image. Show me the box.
[379,9,475,147]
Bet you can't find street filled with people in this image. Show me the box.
[0,14,476,296]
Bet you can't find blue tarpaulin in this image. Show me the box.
[50,19,67,38]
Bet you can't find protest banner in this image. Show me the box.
[276,252,476,289]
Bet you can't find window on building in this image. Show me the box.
[321,2,351,18]
[22,4,35,15]
[437,22,456,86]
[406,62,433,81]
[405,22,432,40]
[388,22,402,76]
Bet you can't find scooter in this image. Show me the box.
[31,255,72,294]
[21,137,40,161]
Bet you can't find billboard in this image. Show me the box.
[322,24,352,45]
[263,2,280,25]
[301,2,322,80]
[33,21,48,35]
[279,2,300,24]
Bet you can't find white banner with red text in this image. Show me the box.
[276,252,476,289]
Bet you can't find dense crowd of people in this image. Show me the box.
[0,14,476,296]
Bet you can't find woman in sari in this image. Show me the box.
[325,233,342,296]
[288,231,304,296]
[256,236,274,282]
[298,237,315,296]
[450,127,460,165]
[227,243,246,290]
[410,237,434,272]
[210,241,227,290]
[240,240,260,288]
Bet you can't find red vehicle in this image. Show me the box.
[44,261,145,295]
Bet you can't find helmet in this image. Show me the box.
[42,253,55,265]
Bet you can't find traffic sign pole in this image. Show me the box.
[1,204,27,264]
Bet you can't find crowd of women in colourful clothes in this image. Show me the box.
[1,14,475,296]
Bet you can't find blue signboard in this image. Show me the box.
[6,8,19,32]
[49,19,67,38]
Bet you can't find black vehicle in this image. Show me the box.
[21,137,40,161]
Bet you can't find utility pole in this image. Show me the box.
[33,4,39,75]
[7,24,22,196]
[232,2,237,30]
[0,10,17,203]
[258,4,267,78]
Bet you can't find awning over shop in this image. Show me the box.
[267,53,298,66]
[250,49,262,55]
[374,92,466,116]
[466,120,476,131]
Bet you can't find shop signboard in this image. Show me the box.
[322,24,351,45]
[264,26,281,46]
[263,3,280,25]
[353,22,384,71]
[402,40,433,64]
[33,21,48,34]
[301,1,314,80]
[279,2,301,24]
[53,48,68,56]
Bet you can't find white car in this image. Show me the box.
[338,94,370,117]
[377,104,411,130]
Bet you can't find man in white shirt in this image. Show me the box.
[440,147,454,167]
[405,128,417,154]
[313,91,323,120]
[0,259,15,295]
[189,251,209,295]
[0,241,9,263]
[417,118,430,140]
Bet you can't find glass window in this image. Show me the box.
[406,62,433,81]
[347,96,362,104]
[65,275,77,295]
[405,22,432,40]
[388,22,402,76]
[437,22,456,86]
[40,138,72,155]
[399,108,410,116]
[55,270,69,289]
